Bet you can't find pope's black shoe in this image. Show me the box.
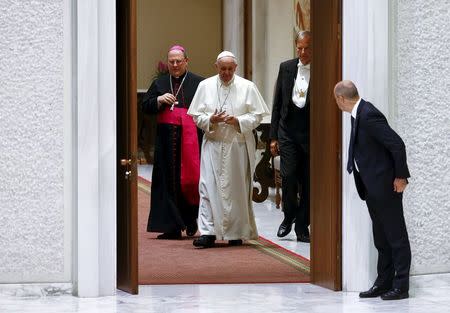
[193,235,216,248]
[359,285,391,298]
[228,239,243,246]
[277,218,295,237]
[186,222,198,237]
[381,288,409,300]
[156,231,182,240]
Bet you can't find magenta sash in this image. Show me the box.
[157,107,200,205]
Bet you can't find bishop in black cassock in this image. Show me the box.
[142,45,204,239]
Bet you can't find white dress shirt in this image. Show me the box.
[351,97,362,171]
[351,97,361,118]
[292,61,310,108]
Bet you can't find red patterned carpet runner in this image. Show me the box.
[138,176,310,284]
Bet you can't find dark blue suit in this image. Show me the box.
[349,99,411,290]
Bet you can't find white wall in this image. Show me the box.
[252,0,293,122]
[251,0,267,100]
[265,0,293,111]
[393,0,450,275]
[343,0,450,291]
[0,0,70,283]
[73,0,117,297]
[342,0,389,291]
[0,0,117,297]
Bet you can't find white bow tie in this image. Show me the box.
[298,62,310,70]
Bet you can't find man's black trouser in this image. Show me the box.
[278,126,310,236]
[366,192,411,290]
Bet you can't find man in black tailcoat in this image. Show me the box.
[270,31,312,242]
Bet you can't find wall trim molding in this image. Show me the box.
[73,0,116,297]
[223,0,245,77]
[341,0,390,292]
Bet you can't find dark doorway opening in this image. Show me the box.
[116,0,342,294]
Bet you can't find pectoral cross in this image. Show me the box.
[298,90,305,98]
[170,101,179,111]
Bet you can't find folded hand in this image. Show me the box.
[270,140,279,156]
[157,93,176,105]
[210,109,228,124]
[224,115,239,127]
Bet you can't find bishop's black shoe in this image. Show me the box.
[193,235,216,248]
[277,218,295,237]
[228,239,243,246]
[186,222,198,237]
[359,285,391,298]
[156,231,182,240]
[381,288,409,300]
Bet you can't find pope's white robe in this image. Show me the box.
[187,75,269,240]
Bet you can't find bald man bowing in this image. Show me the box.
[188,51,269,248]
[334,80,411,301]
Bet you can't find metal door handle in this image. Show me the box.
[120,159,132,166]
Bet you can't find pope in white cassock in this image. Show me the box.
[188,51,270,248]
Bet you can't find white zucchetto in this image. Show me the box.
[217,51,237,61]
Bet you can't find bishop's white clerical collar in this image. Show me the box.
[171,71,187,80]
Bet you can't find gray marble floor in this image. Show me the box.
[138,164,153,183]
[1,281,449,313]
[1,169,448,311]
[137,164,310,259]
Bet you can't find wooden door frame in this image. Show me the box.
[310,0,342,290]
[116,0,138,294]
[243,0,343,291]
[116,0,343,293]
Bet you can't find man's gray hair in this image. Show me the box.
[334,80,359,99]
[295,30,312,42]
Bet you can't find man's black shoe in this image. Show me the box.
[228,239,243,246]
[277,218,295,237]
[359,285,391,298]
[156,231,182,240]
[186,223,198,237]
[381,288,409,300]
[193,235,216,248]
[296,233,310,243]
